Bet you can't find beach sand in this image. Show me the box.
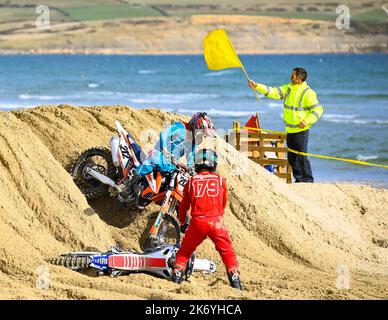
[0,105,387,299]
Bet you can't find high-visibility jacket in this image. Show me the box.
[254,81,324,133]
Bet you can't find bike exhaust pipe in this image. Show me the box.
[85,167,116,188]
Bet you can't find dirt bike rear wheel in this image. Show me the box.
[46,255,91,270]
[70,147,116,200]
[141,212,181,251]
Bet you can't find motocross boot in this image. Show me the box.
[134,182,149,210]
[128,167,142,184]
[171,266,185,284]
[126,168,145,209]
[227,270,243,290]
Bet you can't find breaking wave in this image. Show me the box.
[323,114,358,119]
[138,70,157,74]
[268,102,283,108]
[19,94,65,100]
[17,92,219,105]
[127,93,219,104]
[174,108,264,118]
[323,118,388,125]
[322,114,388,125]
[203,70,237,77]
[356,154,379,161]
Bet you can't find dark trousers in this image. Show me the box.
[287,130,314,183]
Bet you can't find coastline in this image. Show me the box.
[0,15,387,55]
[1,50,387,55]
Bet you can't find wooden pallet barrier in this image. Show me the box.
[225,113,293,183]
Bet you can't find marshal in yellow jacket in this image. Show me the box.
[254,81,324,133]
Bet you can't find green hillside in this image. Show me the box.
[0,1,386,23]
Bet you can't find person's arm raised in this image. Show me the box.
[248,80,288,100]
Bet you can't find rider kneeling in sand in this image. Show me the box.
[171,149,243,290]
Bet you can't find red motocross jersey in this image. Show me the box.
[178,172,227,225]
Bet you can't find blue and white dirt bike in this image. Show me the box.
[47,245,216,280]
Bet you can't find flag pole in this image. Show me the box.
[224,30,262,104]
[240,64,262,103]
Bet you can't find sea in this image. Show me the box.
[0,54,387,187]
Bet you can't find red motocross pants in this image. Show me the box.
[174,215,238,273]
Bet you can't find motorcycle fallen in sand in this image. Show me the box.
[70,120,193,249]
[46,245,216,280]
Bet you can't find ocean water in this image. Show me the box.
[0,54,387,187]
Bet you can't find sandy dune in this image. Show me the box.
[0,105,387,299]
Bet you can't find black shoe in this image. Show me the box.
[135,190,151,210]
[171,268,184,284]
[228,271,243,290]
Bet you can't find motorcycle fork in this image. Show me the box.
[149,172,177,238]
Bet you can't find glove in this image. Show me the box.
[180,223,189,234]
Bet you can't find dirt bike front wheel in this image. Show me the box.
[141,212,181,251]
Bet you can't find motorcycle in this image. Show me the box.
[70,120,193,249]
[46,245,216,280]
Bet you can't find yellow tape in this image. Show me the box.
[287,148,388,169]
[241,126,284,134]
[240,126,388,169]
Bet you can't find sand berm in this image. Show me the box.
[0,105,387,299]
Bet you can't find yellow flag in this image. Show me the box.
[203,29,242,70]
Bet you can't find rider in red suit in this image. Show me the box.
[171,149,242,290]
